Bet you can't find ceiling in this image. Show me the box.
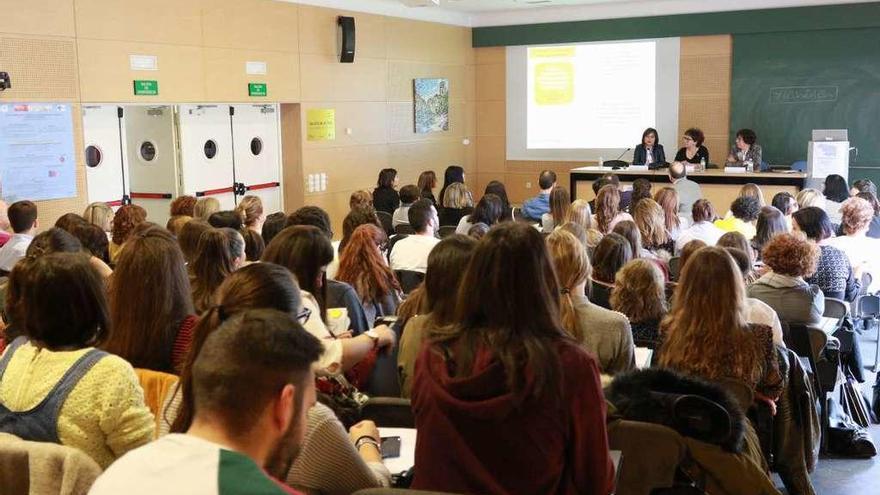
[429,0,640,12]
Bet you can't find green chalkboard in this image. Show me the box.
[731,28,880,184]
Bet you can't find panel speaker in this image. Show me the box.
[337,16,356,63]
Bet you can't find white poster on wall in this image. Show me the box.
[808,140,849,181]
[0,103,77,202]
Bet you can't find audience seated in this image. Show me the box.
[599,174,633,212]
[717,231,759,283]
[796,188,825,210]
[632,198,674,256]
[109,204,147,265]
[262,211,287,246]
[855,191,880,238]
[541,186,571,233]
[675,198,724,254]
[169,195,197,217]
[0,200,38,273]
[373,168,400,215]
[611,259,667,349]
[747,233,823,326]
[338,206,382,255]
[349,189,374,210]
[737,183,766,208]
[437,165,466,207]
[207,210,244,230]
[678,239,707,272]
[823,174,850,224]
[521,170,556,221]
[548,230,635,373]
[55,212,86,233]
[410,222,614,495]
[594,184,633,234]
[389,200,440,274]
[629,178,652,209]
[177,219,212,265]
[192,197,220,221]
[104,225,196,374]
[392,184,420,228]
[715,196,760,239]
[165,214,191,237]
[83,202,114,235]
[654,187,687,240]
[565,199,603,249]
[725,247,786,346]
[590,232,634,309]
[484,180,514,222]
[241,228,265,262]
[336,224,402,324]
[771,191,798,230]
[287,206,341,278]
[418,170,438,206]
[456,193,502,235]
[793,207,861,301]
[438,182,474,226]
[91,309,322,494]
[668,161,702,214]
[0,252,153,468]
[190,228,245,313]
[71,220,111,265]
[826,196,880,292]
[751,206,788,261]
[398,235,477,398]
[235,195,265,234]
[467,222,490,239]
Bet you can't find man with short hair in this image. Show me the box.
[522,170,557,221]
[392,184,421,228]
[668,162,703,214]
[0,200,38,272]
[89,309,323,495]
[390,199,440,273]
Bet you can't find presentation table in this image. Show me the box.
[569,166,808,214]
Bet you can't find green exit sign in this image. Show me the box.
[248,82,267,97]
[133,80,158,96]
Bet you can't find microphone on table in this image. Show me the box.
[610,148,632,170]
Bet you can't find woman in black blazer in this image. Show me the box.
[632,128,666,167]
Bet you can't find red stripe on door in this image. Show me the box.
[130,192,173,199]
[245,181,280,191]
[195,187,235,197]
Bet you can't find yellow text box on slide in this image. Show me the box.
[534,62,574,105]
[529,46,576,59]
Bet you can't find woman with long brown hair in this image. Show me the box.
[542,185,571,233]
[109,204,146,263]
[411,222,613,494]
[632,198,674,255]
[162,262,394,493]
[176,219,212,265]
[190,228,245,313]
[103,225,196,373]
[593,184,632,234]
[418,170,438,206]
[654,187,685,240]
[611,259,667,348]
[590,232,634,309]
[335,224,402,323]
[547,229,634,374]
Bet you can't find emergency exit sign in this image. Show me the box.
[248,83,267,97]
[133,80,158,96]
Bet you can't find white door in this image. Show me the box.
[178,105,236,210]
[82,105,128,206]
[231,104,282,214]
[124,105,179,226]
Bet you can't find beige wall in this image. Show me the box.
[0,0,475,233]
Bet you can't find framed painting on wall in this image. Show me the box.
[414,78,449,134]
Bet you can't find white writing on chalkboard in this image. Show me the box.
[769,86,839,104]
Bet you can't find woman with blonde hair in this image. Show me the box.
[335,224,402,323]
[653,187,686,240]
[541,186,571,233]
[593,184,633,234]
[438,182,474,226]
[565,199,603,248]
[796,188,825,210]
[193,197,220,221]
[235,195,265,233]
[611,259,667,348]
[547,229,634,374]
[739,183,765,207]
[632,198,673,255]
[83,202,114,234]
[350,190,374,210]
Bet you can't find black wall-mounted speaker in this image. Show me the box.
[337,16,356,63]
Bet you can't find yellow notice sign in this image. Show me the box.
[307,108,336,141]
[534,62,574,105]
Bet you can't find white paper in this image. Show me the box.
[129,54,158,71]
[809,141,849,180]
[246,61,267,75]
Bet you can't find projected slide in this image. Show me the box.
[527,41,656,149]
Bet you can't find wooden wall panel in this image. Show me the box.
[0,0,76,37]
[0,36,79,101]
[387,100,467,143]
[201,0,300,52]
[299,54,387,103]
[679,35,731,162]
[475,101,505,137]
[301,145,390,193]
[387,19,473,65]
[298,6,388,59]
[203,48,300,102]
[475,64,506,102]
[301,102,388,149]
[75,0,202,45]
[77,39,205,102]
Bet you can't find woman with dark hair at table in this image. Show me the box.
[727,128,763,170]
[673,127,709,165]
[632,127,666,167]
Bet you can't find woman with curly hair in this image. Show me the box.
[109,204,146,263]
[747,233,823,325]
[611,259,667,348]
[592,184,632,234]
[335,224,402,323]
[169,195,197,217]
[826,196,880,292]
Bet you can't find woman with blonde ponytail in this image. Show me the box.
[546,229,635,374]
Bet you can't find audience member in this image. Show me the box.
[793,207,860,301]
[438,182,474,226]
[796,188,825,210]
[339,206,381,255]
[373,168,400,215]
[675,199,723,254]
[349,190,373,210]
[456,193,502,234]
[438,165,465,207]
[771,192,798,230]
[654,187,686,240]
[559,221,588,246]
[823,174,850,224]
[590,232,633,309]
[613,221,646,260]
[611,259,667,348]
[83,202,114,234]
[71,221,111,264]
[522,170,556,221]
[484,180,513,221]
[565,199,603,249]
[0,253,153,468]
[411,222,613,494]
[241,228,265,262]
[717,231,758,284]
[600,173,633,211]
[541,186,571,233]
[0,200,38,273]
[166,214,192,237]
[751,206,788,261]
[724,247,785,346]
[191,228,245,313]
[262,211,287,246]
[588,177,610,212]
[91,309,323,494]
[593,184,633,234]
[390,200,440,274]
[747,233,823,326]
[104,226,196,373]
[826,196,880,292]
[856,191,880,238]
[467,222,490,239]
[398,235,477,397]
[632,198,674,255]
[548,230,634,374]
[678,239,706,270]
[169,195,197,217]
[236,195,265,233]
[55,212,87,233]
[714,196,760,239]
[851,178,877,197]
[737,183,765,208]
[392,184,420,228]
[208,210,244,230]
[336,224,402,323]
[193,197,220,221]
[418,170,438,206]
[177,219,212,265]
[629,178,653,209]
[668,160,703,213]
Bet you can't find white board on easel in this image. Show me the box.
[807,129,849,182]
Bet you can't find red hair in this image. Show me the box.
[335,224,400,303]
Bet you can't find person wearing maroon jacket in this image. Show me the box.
[410,222,614,495]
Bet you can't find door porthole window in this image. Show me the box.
[250,137,263,156]
[140,141,157,162]
[204,139,218,159]
[85,145,103,168]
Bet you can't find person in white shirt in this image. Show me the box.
[0,200,38,273]
[675,199,725,254]
[826,197,880,292]
[391,185,420,229]
[390,199,440,274]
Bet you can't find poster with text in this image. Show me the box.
[0,103,77,202]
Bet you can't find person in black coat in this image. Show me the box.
[373,168,400,215]
[632,127,666,167]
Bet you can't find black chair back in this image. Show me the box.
[395,224,416,235]
[437,226,457,239]
[376,211,394,236]
[394,270,425,295]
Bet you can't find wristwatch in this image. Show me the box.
[364,329,380,348]
[355,435,380,452]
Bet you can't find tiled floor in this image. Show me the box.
[775,330,879,495]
